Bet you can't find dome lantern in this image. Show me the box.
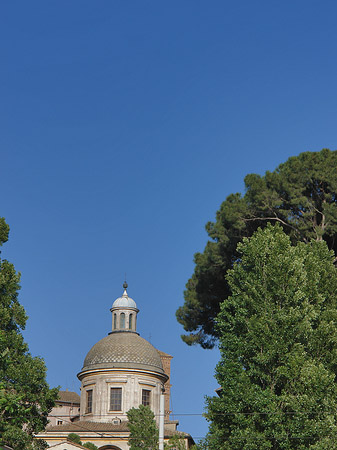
[110,282,139,333]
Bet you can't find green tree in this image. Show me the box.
[0,218,58,450]
[67,433,82,445]
[83,442,98,450]
[164,433,187,450]
[205,224,337,449]
[176,149,337,348]
[127,404,159,450]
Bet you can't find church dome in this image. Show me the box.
[111,282,137,310]
[81,332,165,375]
[112,295,137,309]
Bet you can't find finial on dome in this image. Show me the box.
[122,279,128,297]
[123,272,128,291]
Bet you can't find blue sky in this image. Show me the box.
[1,0,337,442]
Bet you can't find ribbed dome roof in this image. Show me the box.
[112,295,137,309]
[81,332,165,375]
[112,287,137,309]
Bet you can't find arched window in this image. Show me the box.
[129,314,133,330]
[120,313,125,329]
[113,313,117,330]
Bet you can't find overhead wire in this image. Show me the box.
[48,410,337,417]
[44,410,337,444]
[43,412,191,442]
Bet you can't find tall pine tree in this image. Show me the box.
[177,149,337,348]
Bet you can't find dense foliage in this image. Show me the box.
[164,434,188,450]
[0,218,58,450]
[67,433,98,449]
[82,442,98,450]
[67,433,82,444]
[176,149,337,348]
[127,404,159,450]
[204,224,337,449]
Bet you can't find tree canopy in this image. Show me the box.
[176,149,337,348]
[127,404,159,450]
[0,218,58,450]
[67,433,98,450]
[204,224,337,449]
[82,442,98,450]
[67,433,82,445]
[164,433,189,450]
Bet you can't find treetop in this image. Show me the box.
[176,148,337,348]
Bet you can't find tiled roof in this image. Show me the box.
[81,332,165,374]
[45,421,191,438]
[158,350,173,358]
[57,391,80,404]
[46,421,129,432]
[48,441,88,449]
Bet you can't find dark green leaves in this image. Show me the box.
[205,224,337,449]
[0,218,58,450]
[177,149,337,348]
[127,404,159,450]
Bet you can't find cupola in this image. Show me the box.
[110,282,139,332]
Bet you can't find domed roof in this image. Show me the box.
[81,332,165,376]
[112,283,137,309]
[112,294,137,309]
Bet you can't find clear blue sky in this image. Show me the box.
[1,0,337,442]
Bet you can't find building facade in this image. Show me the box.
[38,284,193,449]
[48,391,80,427]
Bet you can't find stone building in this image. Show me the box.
[48,391,80,427]
[38,283,193,449]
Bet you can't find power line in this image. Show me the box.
[44,413,191,442]
[44,411,337,444]
[48,410,337,417]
